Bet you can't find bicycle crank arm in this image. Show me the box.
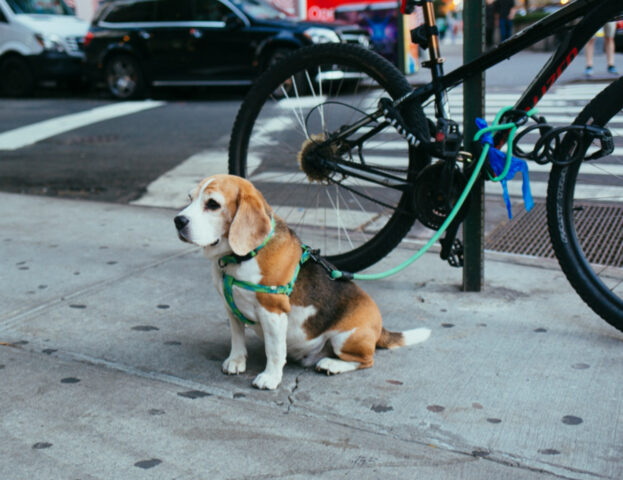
[439,216,463,267]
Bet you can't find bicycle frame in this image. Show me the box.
[407,0,623,124]
[331,0,623,192]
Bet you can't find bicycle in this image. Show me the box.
[228,0,623,330]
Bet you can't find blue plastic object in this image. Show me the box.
[475,117,534,219]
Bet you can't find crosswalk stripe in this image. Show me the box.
[132,83,623,212]
[422,112,623,125]
[133,155,623,208]
[269,206,378,231]
[130,150,228,208]
[0,101,165,151]
[364,139,623,158]
[491,180,623,202]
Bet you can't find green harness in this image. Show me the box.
[219,217,312,325]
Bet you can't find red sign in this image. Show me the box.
[304,0,391,22]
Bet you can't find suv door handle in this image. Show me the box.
[189,28,203,39]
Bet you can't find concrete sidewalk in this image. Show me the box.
[1,192,621,479]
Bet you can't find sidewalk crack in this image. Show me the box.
[286,373,303,413]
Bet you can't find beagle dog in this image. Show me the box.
[174,174,430,390]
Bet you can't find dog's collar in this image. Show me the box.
[222,245,311,325]
[218,216,275,268]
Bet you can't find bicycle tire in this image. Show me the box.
[547,77,623,330]
[229,43,430,272]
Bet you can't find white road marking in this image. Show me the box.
[270,206,378,230]
[488,180,623,202]
[132,83,623,213]
[0,101,165,151]
[131,150,261,208]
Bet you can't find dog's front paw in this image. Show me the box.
[252,372,282,390]
[222,356,246,375]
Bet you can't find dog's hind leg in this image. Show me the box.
[315,327,376,375]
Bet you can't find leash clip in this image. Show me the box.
[308,249,354,281]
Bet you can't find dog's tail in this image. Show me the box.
[377,327,431,349]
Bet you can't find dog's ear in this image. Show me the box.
[229,186,272,256]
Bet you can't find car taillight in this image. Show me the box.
[84,31,94,47]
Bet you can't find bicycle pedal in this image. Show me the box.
[378,98,420,147]
[446,239,464,268]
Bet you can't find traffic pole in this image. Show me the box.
[462,0,486,292]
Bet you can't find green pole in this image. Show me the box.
[462,0,486,292]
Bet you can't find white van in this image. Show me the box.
[0,0,88,96]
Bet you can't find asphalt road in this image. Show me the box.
[0,41,620,206]
[0,86,248,203]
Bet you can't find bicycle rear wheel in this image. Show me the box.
[547,77,623,330]
[229,44,430,272]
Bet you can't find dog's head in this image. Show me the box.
[174,174,272,258]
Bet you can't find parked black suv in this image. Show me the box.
[84,0,370,99]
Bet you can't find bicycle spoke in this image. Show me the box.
[231,44,421,269]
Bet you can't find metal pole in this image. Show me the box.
[462,0,486,291]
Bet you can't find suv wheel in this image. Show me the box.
[0,56,34,97]
[106,54,145,99]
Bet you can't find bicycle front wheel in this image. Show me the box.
[547,77,623,330]
[229,44,430,272]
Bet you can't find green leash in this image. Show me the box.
[330,106,537,282]
[219,106,537,325]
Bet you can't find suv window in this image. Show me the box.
[103,0,156,23]
[193,0,231,22]
[7,0,72,15]
[155,0,192,22]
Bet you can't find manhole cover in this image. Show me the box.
[486,201,623,267]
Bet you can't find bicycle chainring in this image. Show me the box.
[414,162,470,230]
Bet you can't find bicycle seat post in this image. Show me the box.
[419,0,451,120]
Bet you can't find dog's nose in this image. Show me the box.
[174,215,189,231]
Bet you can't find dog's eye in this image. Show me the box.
[205,199,220,211]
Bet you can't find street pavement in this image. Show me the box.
[1,43,623,480]
[1,192,622,480]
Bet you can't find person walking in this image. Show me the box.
[585,22,618,77]
[494,0,516,43]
